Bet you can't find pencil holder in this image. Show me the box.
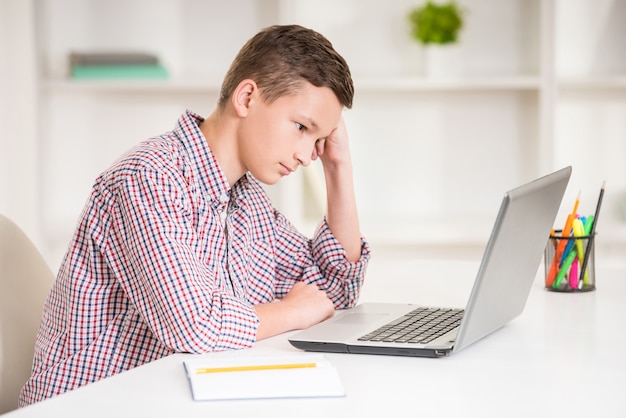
[544,230,596,292]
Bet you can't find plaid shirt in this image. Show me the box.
[20,110,370,406]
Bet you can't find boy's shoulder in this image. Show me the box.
[97,133,188,185]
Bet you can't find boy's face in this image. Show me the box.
[238,81,342,185]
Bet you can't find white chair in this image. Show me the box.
[0,215,54,413]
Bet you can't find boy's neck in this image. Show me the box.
[200,108,245,187]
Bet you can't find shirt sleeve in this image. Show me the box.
[272,212,371,309]
[104,167,258,353]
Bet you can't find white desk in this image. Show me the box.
[5,258,626,418]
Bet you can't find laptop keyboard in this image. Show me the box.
[357,307,464,344]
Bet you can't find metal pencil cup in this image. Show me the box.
[544,230,596,292]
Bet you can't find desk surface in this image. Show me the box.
[5,257,626,418]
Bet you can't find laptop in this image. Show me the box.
[289,166,572,358]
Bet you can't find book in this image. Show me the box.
[68,51,168,79]
[70,64,168,79]
[69,51,160,66]
[183,354,345,401]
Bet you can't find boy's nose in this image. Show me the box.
[294,145,313,167]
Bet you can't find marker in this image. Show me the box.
[554,248,578,290]
[563,191,581,260]
[569,258,579,290]
[552,191,581,282]
[195,362,317,374]
[559,237,575,268]
[546,213,574,286]
[571,218,586,289]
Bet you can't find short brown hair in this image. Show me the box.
[218,25,354,110]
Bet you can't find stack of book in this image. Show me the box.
[69,51,168,79]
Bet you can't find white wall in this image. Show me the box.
[1,0,625,271]
[0,0,41,245]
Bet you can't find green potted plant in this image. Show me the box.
[408,1,464,45]
[408,1,465,77]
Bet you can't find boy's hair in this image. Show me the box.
[218,25,354,110]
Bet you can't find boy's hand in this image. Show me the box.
[313,115,351,168]
[254,282,334,340]
[280,281,335,329]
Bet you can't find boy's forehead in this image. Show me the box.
[283,84,342,125]
[253,80,341,136]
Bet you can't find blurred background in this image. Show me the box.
[1,0,625,273]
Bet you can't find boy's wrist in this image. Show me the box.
[322,156,353,177]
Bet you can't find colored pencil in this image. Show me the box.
[578,181,605,289]
[195,362,317,374]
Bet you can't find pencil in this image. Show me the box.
[572,190,581,217]
[547,190,582,286]
[578,181,605,289]
[195,362,317,374]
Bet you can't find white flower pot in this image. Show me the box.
[423,44,463,79]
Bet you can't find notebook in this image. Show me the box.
[289,166,571,358]
[183,354,344,400]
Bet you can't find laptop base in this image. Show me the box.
[288,340,451,358]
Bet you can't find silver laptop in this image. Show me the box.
[289,167,571,358]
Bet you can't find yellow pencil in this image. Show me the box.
[195,362,317,374]
[572,190,581,216]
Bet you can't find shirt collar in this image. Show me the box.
[173,110,232,205]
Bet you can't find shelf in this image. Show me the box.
[41,74,543,95]
[558,76,626,90]
[41,77,222,94]
[356,76,542,93]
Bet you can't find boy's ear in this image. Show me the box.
[231,79,258,117]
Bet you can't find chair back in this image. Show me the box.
[0,215,54,413]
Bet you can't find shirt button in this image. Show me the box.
[220,211,227,221]
[219,193,229,203]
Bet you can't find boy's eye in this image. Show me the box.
[296,123,306,131]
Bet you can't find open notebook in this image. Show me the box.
[183,354,344,400]
[289,167,571,358]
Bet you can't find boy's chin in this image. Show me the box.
[249,172,281,186]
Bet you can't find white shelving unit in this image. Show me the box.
[552,0,626,259]
[30,0,626,270]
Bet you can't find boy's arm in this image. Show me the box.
[253,281,335,340]
[317,115,361,262]
[113,170,259,352]
[252,117,369,341]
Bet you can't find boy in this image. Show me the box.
[20,24,370,406]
